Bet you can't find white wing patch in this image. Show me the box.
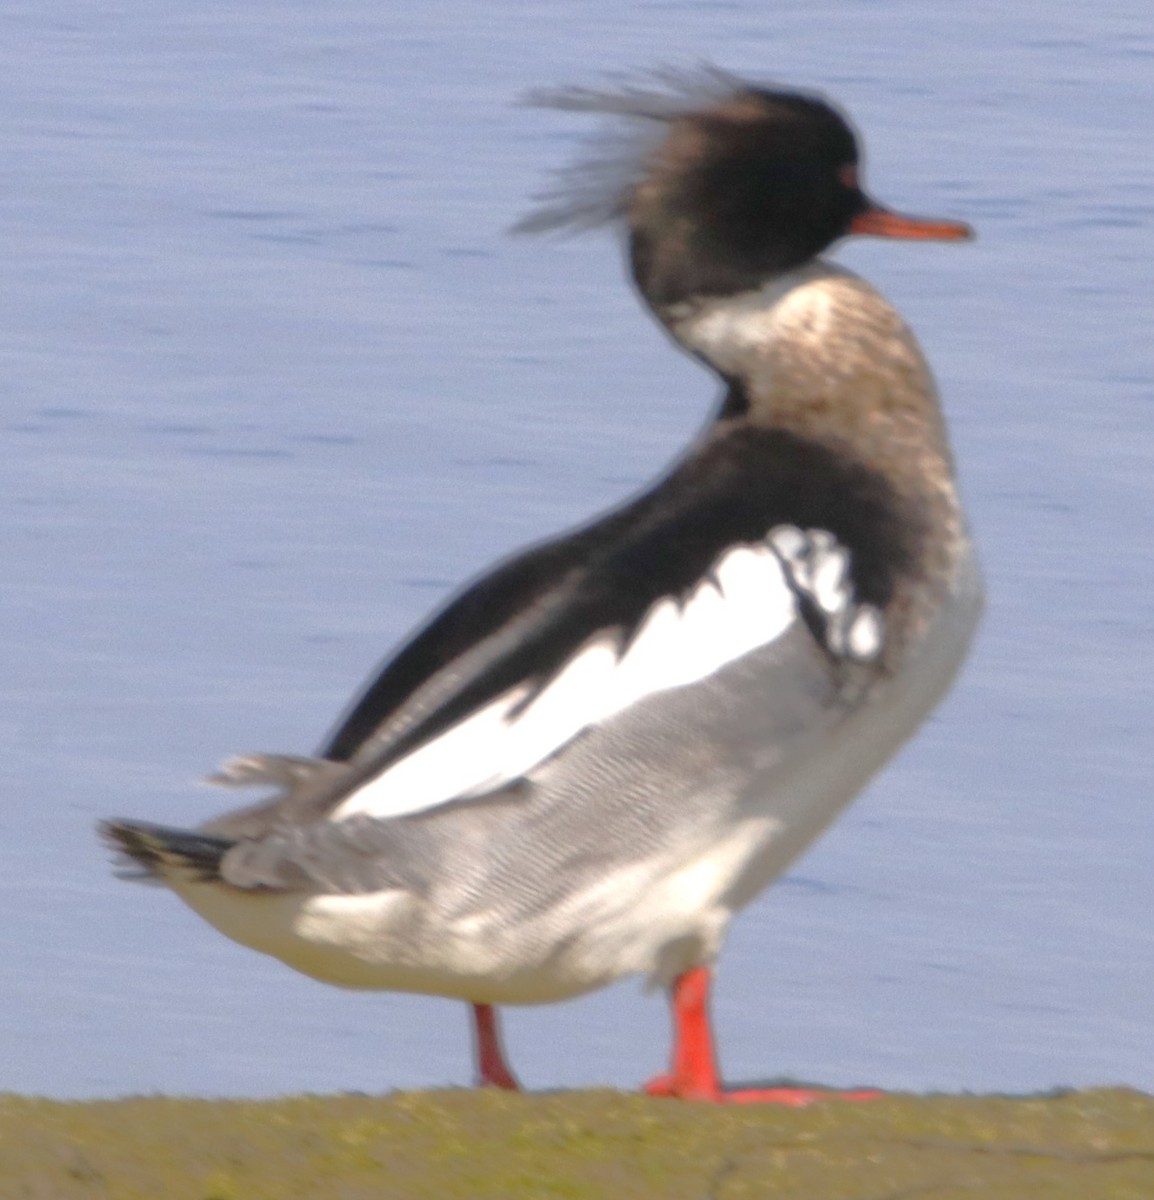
[333,526,883,822]
[768,526,884,664]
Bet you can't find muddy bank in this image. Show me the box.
[4,1087,1153,1198]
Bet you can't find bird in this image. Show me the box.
[101,68,981,1104]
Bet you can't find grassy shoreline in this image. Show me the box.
[5,1087,1153,1198]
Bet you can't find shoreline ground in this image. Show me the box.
[5,1086,1152,1198]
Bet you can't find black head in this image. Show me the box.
[627,88,868,307]
[516,70,971,312]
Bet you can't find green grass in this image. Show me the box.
[4,1088,1153,1199]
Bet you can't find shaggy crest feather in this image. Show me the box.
[513,65,766,235]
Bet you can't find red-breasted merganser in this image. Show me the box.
[102,69,981,1104]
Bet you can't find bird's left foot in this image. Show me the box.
[644,1073,881,1105]
[646,967,883,1105]
[719,1084,882,1106]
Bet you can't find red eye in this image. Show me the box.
[838,164,860,188]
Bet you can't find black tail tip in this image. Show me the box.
[98,818,232,882]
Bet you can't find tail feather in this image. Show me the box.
[99,819,235,884]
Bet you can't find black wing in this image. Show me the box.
[319,423,921,770]
[202,422,922,845]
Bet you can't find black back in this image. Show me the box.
[321,423,924,773]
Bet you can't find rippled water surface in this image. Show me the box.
[4,1,1152,1098]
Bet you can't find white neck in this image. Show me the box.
[664,260,907,377]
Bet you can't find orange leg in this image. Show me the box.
[470,1003,520,1090]
[643,966,882,1105]
[643,965,723,1100]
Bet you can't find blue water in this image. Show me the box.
[4,1,1152,1099]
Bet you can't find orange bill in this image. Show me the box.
[850,203,973,241]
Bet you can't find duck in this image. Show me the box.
[101,68,981,1104]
